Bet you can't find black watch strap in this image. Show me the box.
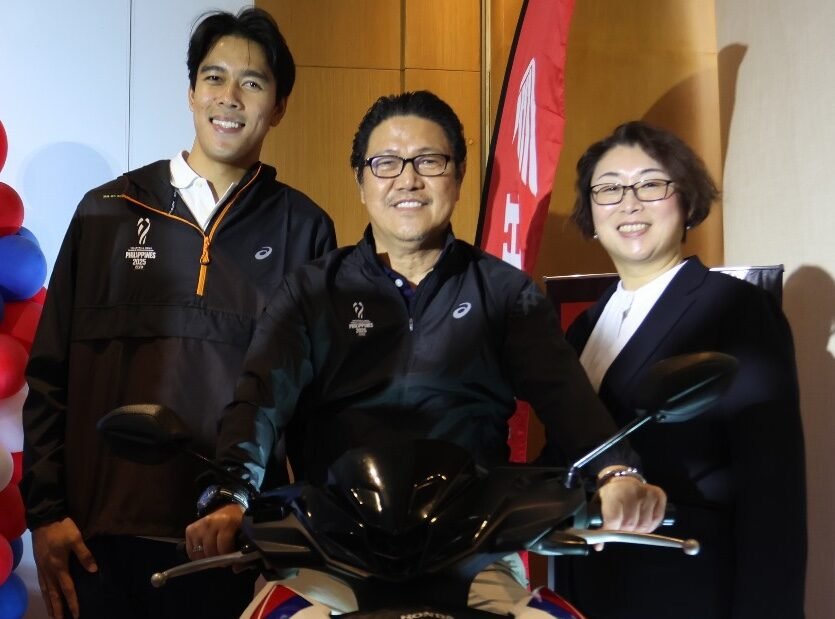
[196,484,250,517]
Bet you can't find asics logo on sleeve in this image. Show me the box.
[452,302,472,319]
[255,246,273,260]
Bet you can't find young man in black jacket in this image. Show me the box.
[21,8,335,619]
[187,91,665,615]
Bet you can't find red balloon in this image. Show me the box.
[31,287,47,305]
[0,485,24,541]
[0,183,23,236]
[0,335,27,399]
[0,121,6,173]
[0,535,11,585]
[0,299,43,351]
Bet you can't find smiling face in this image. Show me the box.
[591,144,686,287]
[358,115,463,255]
[187,35,285,176]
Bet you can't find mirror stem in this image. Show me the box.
[565,413,655,488]
[183,448,253,492]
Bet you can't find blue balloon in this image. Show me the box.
[0,573,27,619]
[14,227,39,248]
[0,236,47,302]
[8,539,21,571]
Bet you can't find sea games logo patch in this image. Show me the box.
[125,217,157,270]
[348,301,374,336]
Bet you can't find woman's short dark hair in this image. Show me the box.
[350,91,467,182]
[187,8,295,102]
[571,121,719,239]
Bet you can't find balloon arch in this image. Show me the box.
[0,118,49,619]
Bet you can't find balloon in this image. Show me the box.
[0,299,43,351]
[0,336,26,400]
[0,447,11,492]
[0,236,47,301]
[31,287,47,305]
[0,573,27,618]
[0,184,23,237]
[14,227,38,248]
[8,538,21,571]
[0,121,6,173]
[0,536,10,586]
[0,485,24,542]
[0,385,26,453]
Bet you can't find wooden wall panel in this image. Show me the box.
[488,0,524,129]
[405,0,481,71]
[263,67,401,245]
[404,69,482,243]
[263,0,401,69]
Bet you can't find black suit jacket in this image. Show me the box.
[553,258,806,619]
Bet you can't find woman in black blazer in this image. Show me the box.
[553,122,807,618]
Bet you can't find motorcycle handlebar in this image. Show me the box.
[585,496,677,528]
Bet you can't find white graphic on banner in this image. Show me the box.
[502,195,522,269]
[513,58,538,197]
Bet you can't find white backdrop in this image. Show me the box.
[0,1,250,616]
[717,1,835,617]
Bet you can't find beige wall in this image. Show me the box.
[716,1,835,616]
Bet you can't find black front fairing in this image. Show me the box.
[244,440,587,609]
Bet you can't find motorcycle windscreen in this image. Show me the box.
[300,439,491,578]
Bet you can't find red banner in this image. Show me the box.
[477,0,575,274]
[477,0,575,463]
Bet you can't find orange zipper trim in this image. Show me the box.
[120,165,263,296]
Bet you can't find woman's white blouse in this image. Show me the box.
[579,262,686,392]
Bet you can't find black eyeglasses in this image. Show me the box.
[590,179,676,206]
[364,154,452,178]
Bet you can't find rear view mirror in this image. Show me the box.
[566,351,738,486]
[97,404,249,491]
[97,404,190,465]
[634,352,739,423]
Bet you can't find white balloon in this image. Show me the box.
[0,383,27,452]
[0,444,12,490]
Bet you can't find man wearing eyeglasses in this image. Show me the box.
[187,90,666,614]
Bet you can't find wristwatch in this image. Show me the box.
[196,484,250,517]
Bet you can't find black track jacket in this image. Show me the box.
[22,160,336,538]
[216,228,626,492]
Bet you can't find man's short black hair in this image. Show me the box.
[350,91,467,182]
[187,7,295,102]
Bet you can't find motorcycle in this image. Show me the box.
[98,351,737,619]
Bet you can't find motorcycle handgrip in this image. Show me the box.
[586,496,676,528]
[175,529,251,560]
